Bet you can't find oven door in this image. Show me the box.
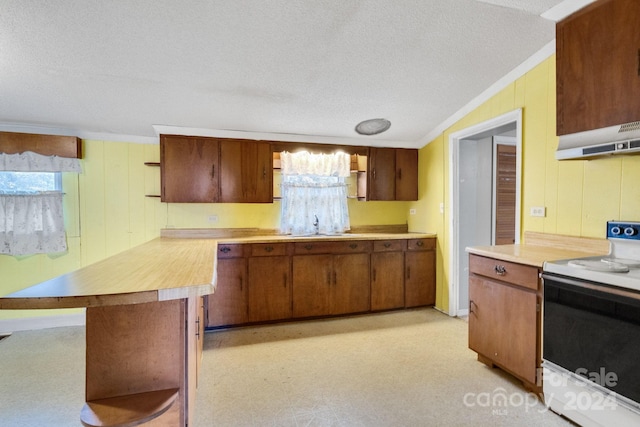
[542,272,640,405]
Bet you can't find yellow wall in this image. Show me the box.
[1,140,409,320]
[411,54,640,312]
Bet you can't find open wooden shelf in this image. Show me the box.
[80,388,179,427]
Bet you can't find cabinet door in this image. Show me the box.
[160,135,219,202]
[469,275,538,384]
[292,254,332,317]
[468,276,502,361]
[368,147,396,200]
[556,0,640,135]
[395,149,418,201]
[248,256,291,322]
[219,139,272,203]
[405,250,435,307]
[207,258,248,327]
[371,252,405,311]
[331,253,370,315]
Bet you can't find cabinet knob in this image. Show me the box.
[304,244,313,250]
[349,243,358,249]
[416,241,424,247]
[220,246,231,253]
[494,265,506,276]
[265,246,274,252]
[383,242,391,248]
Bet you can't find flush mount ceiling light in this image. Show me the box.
[355,118,391,135]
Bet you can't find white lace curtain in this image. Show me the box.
[279,151,351,236]
[0,151,81,256]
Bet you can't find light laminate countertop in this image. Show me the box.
[0,238,218,310]
[466,232,610,268]
[216,232,436,245]
[0,232,437,310]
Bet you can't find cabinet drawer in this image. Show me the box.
[407,238,435,251]
[216,243,245,259]
[373,240,406,252]
[469,254,539,291]
[250,243,287,257]
[294,240,372,255]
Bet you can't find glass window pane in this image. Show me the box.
[0,172,60,193]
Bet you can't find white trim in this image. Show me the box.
[0,312,85,333]
[420,41,554,148]
[448,109,522,317]
[152,124,410,149]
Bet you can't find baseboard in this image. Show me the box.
[456,308,469,317]
[0,311,86,333]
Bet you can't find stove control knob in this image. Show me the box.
[624,227,637,237]
[611,226,622,236]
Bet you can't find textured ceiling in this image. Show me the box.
[0,1,591,148]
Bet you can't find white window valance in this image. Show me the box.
[0,151,82,172]
[280,151,350,177]
[0,192,68,255]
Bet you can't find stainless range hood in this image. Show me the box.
[556,121,640,160]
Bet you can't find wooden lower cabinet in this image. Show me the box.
[405,239,436,307]
[468,254,540,390]
[248,255,291,322]
[207,257,248,327]
[371,241,405,311]
[207,237,436,328]
[292,253,370,317]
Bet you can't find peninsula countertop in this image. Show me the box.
[0,238,218,310]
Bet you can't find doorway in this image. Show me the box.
[448,109,522,317]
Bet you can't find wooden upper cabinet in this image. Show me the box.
[160,135,273,203]
[160,135,219,203]
[395,148,418,201]
[368,148,396,200]
[556,0,640,135]
[219,139,272,203]
[368,147,418,201]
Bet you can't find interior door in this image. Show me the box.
[494,142,516,245]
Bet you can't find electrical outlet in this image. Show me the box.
[409,209,416,215]
[530,206,546,217]
[207,215,219,223]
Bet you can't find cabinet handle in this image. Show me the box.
[416,241,424,247]
[265,246,274,252]
[304,244,313,250]
[383,242,391,248]
[195,318,200,339]
[349,243,358,249]
[494,265,506,276]
[373,169,376,180]
[469,300,477,315]
[220,246,231,253]
[211,163,215,178]
[263,166,266,179]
